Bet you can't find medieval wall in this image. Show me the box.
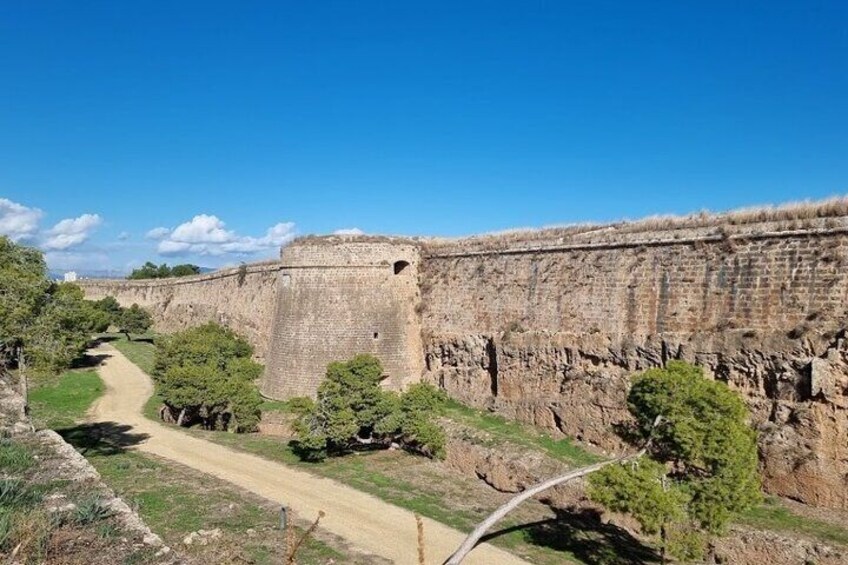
[76,203,848,511]
[260,238,424,399]
[78,261,281,358]
[419,216,848,510]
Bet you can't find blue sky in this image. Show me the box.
[1,1,846,272]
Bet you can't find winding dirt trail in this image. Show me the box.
[87,342,529,565]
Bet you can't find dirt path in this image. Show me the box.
[87,342,529,565]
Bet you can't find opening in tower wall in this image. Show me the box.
[393,260,410,274]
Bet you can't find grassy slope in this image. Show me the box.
[443,399,603,466]
[27,359,354,565]
[738,498,848,547]
[0,433,162,564]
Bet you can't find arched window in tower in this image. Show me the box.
[393,260,410,275]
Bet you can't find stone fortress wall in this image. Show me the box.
[79,261,282,358]
[419,210,848,511]
[79,200,848,510]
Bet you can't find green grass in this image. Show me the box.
[739,497,848,548]
[443,399,603,467]
[259,399,293,413]
[105,334,156,374]
[0,439,35,473]
[88,449,346,564]
[28,369,104,429]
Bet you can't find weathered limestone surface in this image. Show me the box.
[711,527,846,564]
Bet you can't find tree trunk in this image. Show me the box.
[17,346,28,420]
[445,415,662,565]
[176,408,186,427]
[123,331,132,341]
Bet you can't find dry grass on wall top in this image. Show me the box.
[421,196,848,254]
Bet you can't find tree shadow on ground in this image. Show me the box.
[482,507,660,565]
[58,421,150,456]
[89,335,118,345]
[71,352,111,369]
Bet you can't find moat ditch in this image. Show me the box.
[104,334,848,564]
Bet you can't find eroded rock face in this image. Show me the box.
[711,527,847,565]
[441,419,568,493]
[424,328,848,509]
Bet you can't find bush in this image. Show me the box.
[118,304,152,340]
[153,323,263,432]
[0,237,111,375]
[292,355,447,461]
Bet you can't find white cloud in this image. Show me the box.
[42,213,102,250]
[145,227,170,240]
[0,198,43,241]
[170,214,235,244]
[158,240,191,254]
[117,231,130,241]
[333,227,364,236]
[155,215,296,257]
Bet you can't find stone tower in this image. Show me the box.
[261,237,424,399]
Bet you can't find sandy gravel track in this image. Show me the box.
[87,342,529,565]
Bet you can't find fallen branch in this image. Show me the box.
[286,510,325,565]
[444,416,662,565]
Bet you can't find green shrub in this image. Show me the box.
[153,323,263,432]
[292,355,447,461]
